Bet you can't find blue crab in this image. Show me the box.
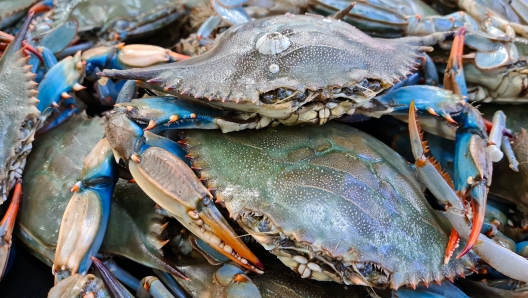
[28,0,188,52]
[97,12,518,261]
[0,0,40,31]
[16,102,484,294]
[201,0,525,67]
[0,14,40,280]
[33,41,191,134]
[55,94,528,291]
[199,0,528,105]
[15,113,196,296]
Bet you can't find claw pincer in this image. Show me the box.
[408,101,528,282]
[53,138,118,281]
[54,101,263,280]
[104,112,263,273]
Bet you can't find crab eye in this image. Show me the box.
[343,79,383,97]
[259,88,308,104]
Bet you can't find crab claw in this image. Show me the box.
[455,195,485,258]
[105,114,263,273]
[443,27,468,98]
[443,210,528,282]
[53,139,118,282]
[0,182,21,280]
[37,51,85,116]
[408,101,528,281]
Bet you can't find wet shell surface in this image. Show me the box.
[101,14,447,104]
[181,122,476,289]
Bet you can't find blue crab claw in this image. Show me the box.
[114,96,227,132]
[37,50,85,116]
[53,139,119,282]
[214,264,261,297]
[443,27,468,99]
[90,256,135,297]
[82,44,189,75]
[105,113,264,273]
[408,101,528,282]
[0,182,21,280]
[210,0,250,25]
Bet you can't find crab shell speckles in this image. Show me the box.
[100,14,449,106]
[179,123,477,290]
[0,20,40,204]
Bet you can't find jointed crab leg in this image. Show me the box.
[53,139,119,282]
[104,112,263,273]
[36,51,85,117]
[408,101,528,282]
[443,27,468,100]
[54,108,263,280]
[90,256,135,298]
[0,182,21,280]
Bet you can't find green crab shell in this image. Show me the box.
[102,14,448,107]
[181,122,476,289]
[18,114,177,275]
[34,0,184,38]
[0,32,40,204]
[0,0,38,29]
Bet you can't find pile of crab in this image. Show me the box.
[1,0,528,297]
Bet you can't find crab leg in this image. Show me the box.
[137,276,176,298]
[90,256,135,298]
[0,182,21,280]
[53,139,119,282]
[443,27,468,98]
[408,101,528,282]
[376,90,490,262]
[36,51,85,116]
[105,113,263,273]
[375,29,518,261]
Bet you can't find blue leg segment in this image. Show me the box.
[116,96,227,131]
[375,85,490,260]
[53,139,119,280]
[37,52,85,115]
[35,107,80,138]
[116,80,137,104]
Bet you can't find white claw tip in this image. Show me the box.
[487,145,503,162]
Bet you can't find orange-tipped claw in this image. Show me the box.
[168,51,191,61]
[0,182,22,280]
[199,206,264,272]
[0,30,44,62]
[456,198,485,258]
[28,2,53,14]
[446,27,465,74]
[443,26,467,97]
[444,228,460,264]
